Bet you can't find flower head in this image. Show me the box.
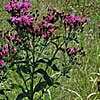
[0,61,5,67]
[42,34,48,39]
[5,0,32,15]
[11,15,35,27]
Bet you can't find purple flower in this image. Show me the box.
[39,20,57,29]
[43,8,59,23]
[48,8,57,15]
[23,1,32,8]
[5,0,32,14]
[20,8,28,13]
[67,48,78,56]
[2,49,8,57]
[11,15,35,26]
[12,48,16,53]
[75,16,83,24]
[5,44,9,48]
[42,34,48,39]
[11,17,22,23]
[83,17,90,22]
[9,35,15,40]
[62,14,83,25]
[5,5,12,11]
[0,61,5,67]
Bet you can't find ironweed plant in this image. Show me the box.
[0,0,89,100]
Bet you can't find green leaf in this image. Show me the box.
[35,69,52,85]
[34,81,47,92]
[9,84,25,93]
[51,64,59,71]
[16,93,29,100]
[66,74,70,78]
[16,65,22,77]
[54,82,61,86]
[43,74,52,86]
[22,66,31,74]
[9,84,21,89]
[0,90,4,95]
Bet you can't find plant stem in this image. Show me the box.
[30,36,35,100]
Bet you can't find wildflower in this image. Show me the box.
[43,8,59,23]
[2,49,8,57]
[11,15,35,27]
[5,5,12,11]
[67,48,78,55]
[83,17,90,22]
[5,0,32,14]
[36,20,57,38]
[0,61,5,67]
[9,35,15,40]
[33,27,41,36]
[42,34,48,39]
[48,8,57,15]
[12,48,16,53]
[62,14,83,25]
[5,44,9,48]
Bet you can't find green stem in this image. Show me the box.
[36,40,48,62]
[30,36,35,100]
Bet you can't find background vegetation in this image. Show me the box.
[0,0,100,100]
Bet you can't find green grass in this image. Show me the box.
[0,0,100,100]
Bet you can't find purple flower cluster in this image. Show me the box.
[5,0,35,32]
[61,13,90,31]
[9,34,15,40]
[62,14,83,25]
[43,8,59,23]
[33,20,57,39]
[32,8,59,39]
[42,8,90,35]
[60,47,86,56]
[5,0,32,15]
[0,44,16,67]
[82,17,90,22]
[5,0,90,38]
[67,48,79,56]
[7,34,27,45]
[0,47,8,59]
[0,61,5,67]
[10,15,35,27]
[67,48,86,56]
